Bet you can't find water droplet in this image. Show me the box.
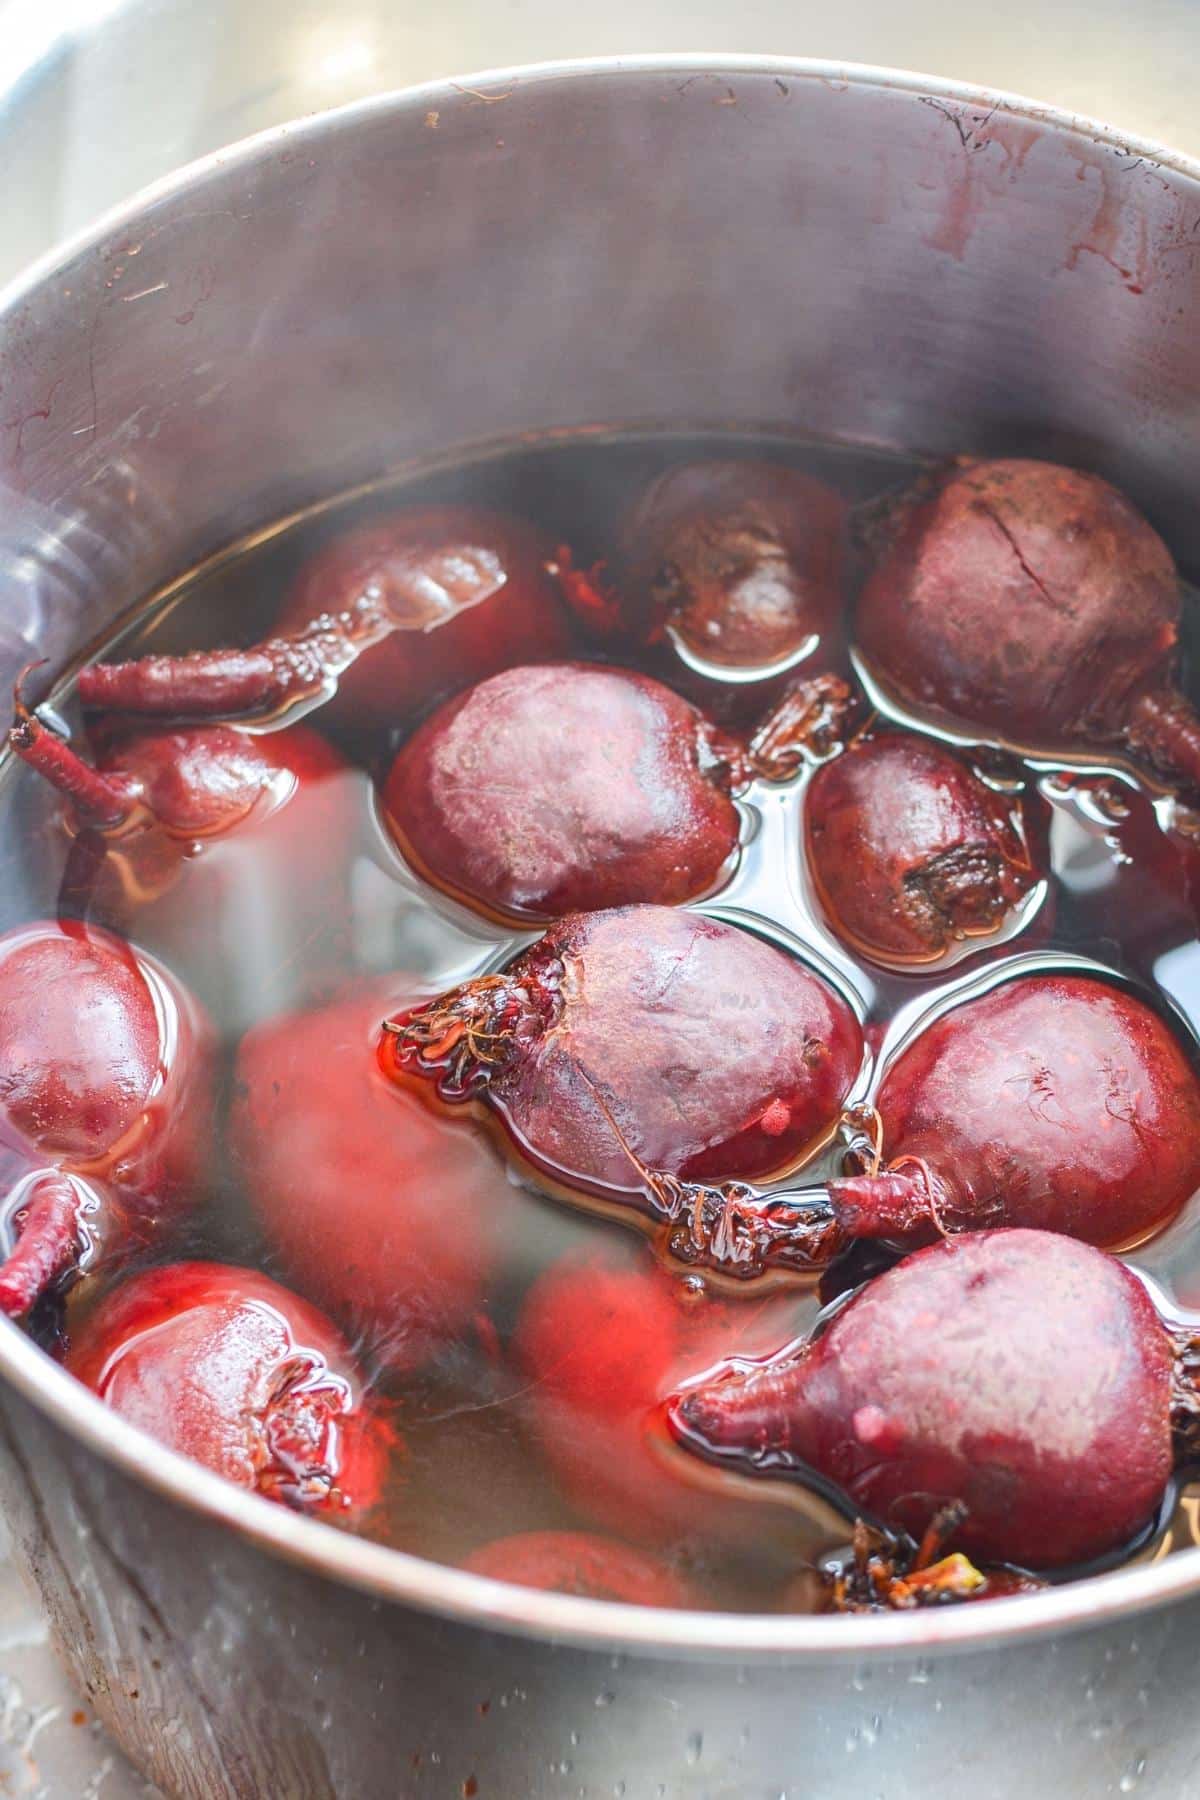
[595,1692,615,1709]
[685,1731,703,1765]
[1119,1754,1147,1792]
[612,1784,626,1798]
[908,1661,931,1686]
[569,1731,580,1747]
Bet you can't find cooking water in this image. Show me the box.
[4,430,1200,1610]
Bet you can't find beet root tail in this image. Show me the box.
[1126,688,1200,793]
[747,673,855,781]
[77,597,396,722]
[0,1171,89,1317]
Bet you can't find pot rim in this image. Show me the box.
[3,51,1200,1661]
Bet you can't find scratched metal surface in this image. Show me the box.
[1,4,1200,1797]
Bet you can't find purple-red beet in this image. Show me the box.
[382,662,746,920]
[381,904,863,1196]
[68,1261,394,1516]
[857,458,1200,788]
[461,1529,697,1606]
[76,506,571,733]
[829,972,1200,1252]
[669,1229,1178,1568]
[805,731,1040,963]
[0,922,212,1314]
[559,460,845,707]
[10,699,353,1008]
[231,979,514,1369]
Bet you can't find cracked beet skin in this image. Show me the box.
[69,1261,393,1516]
[383,662,745,921]
[382,904,863,1191]
[806,731,1039,963]
[669,1229,1174,1568]
[830,973,1200,1251]
[857,459,1200,786]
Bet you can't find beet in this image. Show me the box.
[857,458,1200,789]
[513,1242,805,1544]
[11,698,354,1013]
[381,904,863,1196]
[0,922,212,1313]
[829,972,1200,1252]
[669,1229,1175,1568]
[383,662,747,920]
[76,506,570,733]
[231,980,514,1368]
[68,1261,393,1516]
[805,731,1040,963]
[558,460,845,706]
[461,1529,696,1606]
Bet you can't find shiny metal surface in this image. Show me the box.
[3,54,1200,1796]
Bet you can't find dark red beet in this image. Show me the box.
[383,663,746,920]
[461,1529,696,1606]
[669,1229,1175,1568]
[829,973,1200,1252]
[0,922,212,1313]
[381,905,863,1199]
[857,458,1200,789]
[77,506,570,733]
[559,461,845,705]
[11,698,353,1004]
[68,1262,393,1516]
[0,1163,129,1318]
[805,731,1040,963]
[513,1243,806,1544]
[231,980,514,1369]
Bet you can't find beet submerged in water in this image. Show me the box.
[0,922,212,1314]
[857,458,1200,790]
[513,1243,806,1545]
[381,904,863,1197]
[559,460,845,703]
[805,730,1041,963]
[69,1262,393,1516]
[669,1229,1177,1568]
[383,662,747,920]
[231,980,514,1368]
[829,972,1200,1252]
[77,505,570,733]
[11,695,353,1013]
[462,1529,696,1607]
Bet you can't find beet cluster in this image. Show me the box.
[6,445,1200,1615]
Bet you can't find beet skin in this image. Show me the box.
[806,730,1039,962]
[670,1229,1174,1568]
[831,973,1200,1251]
[383,663,744,920]
[382,904,863,1191]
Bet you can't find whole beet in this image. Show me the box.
[669,1229,1175,1568]
[857,459,1200,788]
[383,663,745,920]
[513,1241,808,1545]
[11,703,354,1019]
[559,460,845,708]
[231,979,514,1369]
[382,904,863,1193]
[461,1529,697,1606]
[805,731,1040,963]
[0,922,212,1314]
[68,1261,393,1516]
[829,973,1200,1252]
[77,505,571,733]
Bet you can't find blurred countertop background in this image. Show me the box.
[1,0,1199,1792]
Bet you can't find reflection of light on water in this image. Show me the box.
[0,0,124,100]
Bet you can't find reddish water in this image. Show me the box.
[4,429,1200,1610]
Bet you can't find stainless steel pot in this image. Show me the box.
[2,56,1200,1799]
